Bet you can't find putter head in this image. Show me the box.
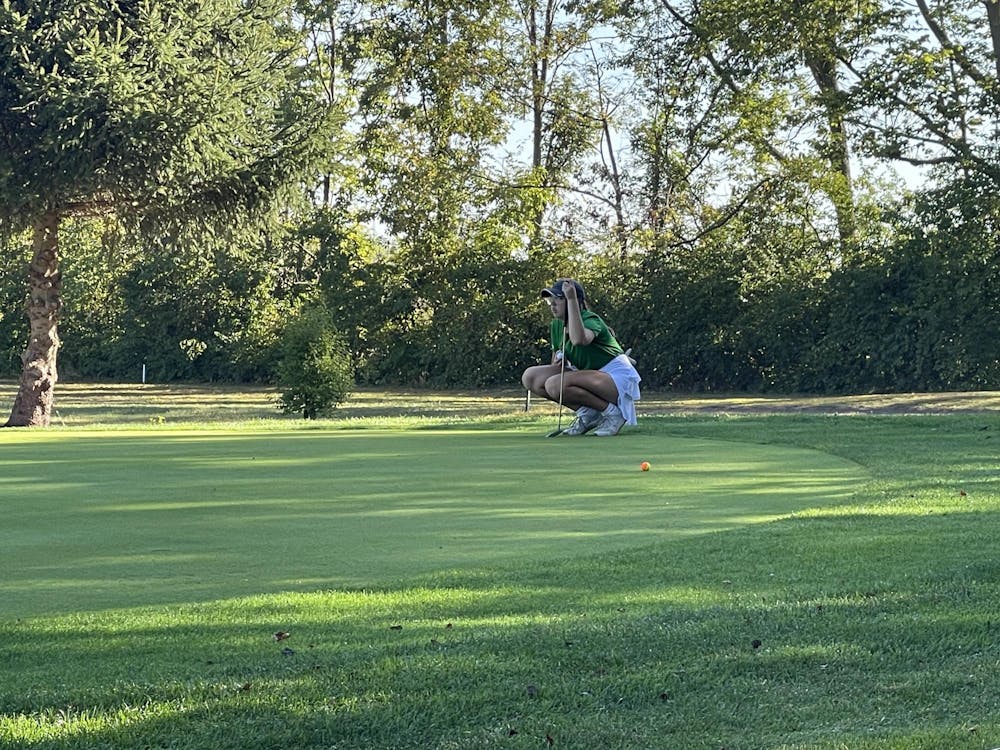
[546,428,564,437]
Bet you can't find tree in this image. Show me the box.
[309,0,555,384]
[276,304,354,418]
[847,0,1000,186]
[622,0,882,251]
[0,0,332,426]
[513,0,614,250]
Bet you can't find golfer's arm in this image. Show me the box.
[565,300,594,346]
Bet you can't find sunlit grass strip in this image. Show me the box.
[3,548,998,749]
[5,380,1000,427]
[1,703,178,744]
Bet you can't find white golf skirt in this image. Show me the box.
[559,352,641,425]
[601,353,641,425]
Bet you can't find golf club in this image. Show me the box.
[546,326,568,437]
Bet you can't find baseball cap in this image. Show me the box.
[540,279,586,303]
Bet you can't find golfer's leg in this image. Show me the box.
[523,364,562,401]
[560,370,619,411]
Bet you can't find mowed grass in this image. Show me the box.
[1,426,863,618]
[1,383,999,749]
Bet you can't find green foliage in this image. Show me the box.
[51,218,298,383]
[850,0,1000,183]
[4,0,1000,398]
[0,231,29,376]
[791,178,1000,392]
[14,165,1000,395]
[0,0,336,427]
[55,217,131,379]
[276,305,354,418]
[0,0,331,230]
[590,172,1000,394]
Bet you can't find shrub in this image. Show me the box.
[276,306,354,418]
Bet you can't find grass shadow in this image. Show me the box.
[2,505,998,749]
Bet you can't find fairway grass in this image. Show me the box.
[1,427,864,617]
[1,387,999,750]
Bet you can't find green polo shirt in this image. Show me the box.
[550,311,624,371]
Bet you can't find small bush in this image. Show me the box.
[276,306,354,418]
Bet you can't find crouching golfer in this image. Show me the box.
[521,278,641,436]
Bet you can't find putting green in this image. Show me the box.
[0,428,867,617]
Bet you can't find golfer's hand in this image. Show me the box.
[562,280,578,301]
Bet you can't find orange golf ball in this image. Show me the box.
[640,461,650,471]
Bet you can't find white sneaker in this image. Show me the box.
[561,406,602,435]
[592,405,626,436]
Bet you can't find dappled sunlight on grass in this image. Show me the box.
[3,387,1000,749]
[1,427,866,619]
[0,381,537,425]
[6,380,1000,426]
[6,511,999,748]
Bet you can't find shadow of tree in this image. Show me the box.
[2,505,998,750]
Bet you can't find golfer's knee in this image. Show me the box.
[522,367,550,396]
[544,375,562,400]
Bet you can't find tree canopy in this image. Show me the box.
[0,0,335,425]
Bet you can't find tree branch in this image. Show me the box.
[840,56,1000,181]
[915,0,991,87]
[656,176,776,250]
[658,0,789,165]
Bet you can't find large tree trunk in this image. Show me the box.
[987,0,1000,84]
[805,53,857,247]
[5,213,62,428]
[525,0,555,252]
